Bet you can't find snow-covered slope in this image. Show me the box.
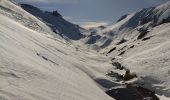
[73,2,170,98]
[85,1,170,50]
[21,4,85,40]
[100,1,170,98]
[1,0,170,99]
[110,0,170,35]
[106,23,170,97]
[0,0,114,100]
[0,0,55,35]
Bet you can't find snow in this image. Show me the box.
[157,95,170,100]
[21,4,85,40]
[84,1,170,51]
[1,0,170,100]
[0,1,114,100]
[84,1,170,99]
[0,0,55,35]
[119,23,170,97]
[102,14,170,100]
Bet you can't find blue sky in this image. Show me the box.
[19,0,169,28]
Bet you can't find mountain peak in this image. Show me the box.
[52,10,62,17]
[21,4,85,40]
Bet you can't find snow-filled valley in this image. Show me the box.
[0,0,170,100]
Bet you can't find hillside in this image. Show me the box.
[98,1,170,99]
[0,0,170,100]
[0,0,113,100]
[85,1,170,50]
[21,4,85,40]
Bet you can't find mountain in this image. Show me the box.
[0,0,114,100]
[1,0,170,100]
[82,1,170,99]
[85,1,170,50]
[99,1,170,98]
[21,4,85,40]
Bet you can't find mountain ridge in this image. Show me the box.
[84,1,170,50]
[21,4,85,40]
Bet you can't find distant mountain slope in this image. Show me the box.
[100,1,170,98]
[106,1,170,36]
[80,1,170,98]
[85,1,170,50]
[21,4,85,40]
[117,1,170,32]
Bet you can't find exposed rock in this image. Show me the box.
[106,71,123,82]
[107,47,116,54]
[52,10,62,17]
[106,85,159,100]
[129,45,135,49]
[118,51,126,56]
[117,14,128,22]
[123,69,137,81]
[116,38,127,45]
[112,62,124,70]
[137,28,149,40]
[142,36,153,41]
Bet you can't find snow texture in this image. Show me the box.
[0,0,114,100]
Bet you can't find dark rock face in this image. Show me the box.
[21,4,85,40]
[111,62,124,70]
[137,28,149,40]
[52,11,62,17]
[142,36,153,41]
[137,32,148,40]
[107,47,116,54]
[116,38,127,45]
[160,17,170,24]
[123,70,137,81]
[129,45,135,49]
[106,85,159,100]
[117,14,128,22]
[100,39,113,49]
[21,4,40,11]
[118,51,126,56]
[86,35,101,44]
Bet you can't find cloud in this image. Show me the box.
[79,21,108,29]
[63,16,74,21]
[19,0,79,4]
[62,16,108,29]
[144,0,170,4]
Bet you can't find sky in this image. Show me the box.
[18,0,169,28]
